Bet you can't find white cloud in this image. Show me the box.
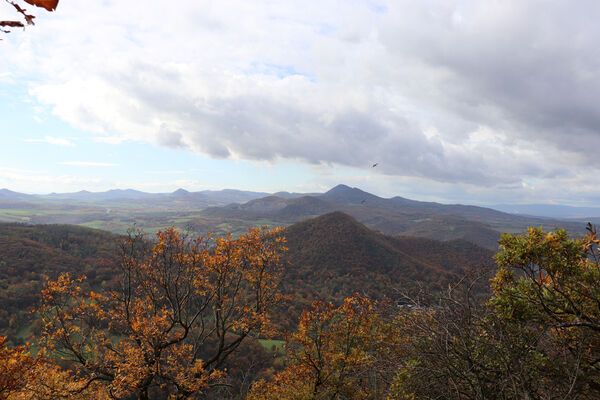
[0,167,106,193]
[3,0,600,202]
[25,135,74,146]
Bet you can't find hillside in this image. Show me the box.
[279,212,495,325]
[202,195,336,219]
[0,224,121,343]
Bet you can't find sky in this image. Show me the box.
[1,0,599,206]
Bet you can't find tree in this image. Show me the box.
[388,273,563,400]
[249,294,399,400]
[38,226,286,399]
[490,224,600,396]
[1,0,58,35]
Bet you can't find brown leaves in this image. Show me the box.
[23,0,58,11]
[1,0,58,36]
[0,336,37,397]
[0,20,24,27]
[6,1,36,26]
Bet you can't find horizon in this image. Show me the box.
[2,183,600,211]
[2,2,600,206]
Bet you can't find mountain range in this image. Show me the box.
[0,184,591,249]
[2,186,598,219]
[198,184,587,249]
[0,187,270,208]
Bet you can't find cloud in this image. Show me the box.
[4,0,600,201]
[0,167,105,194]
[59,162,119,167]
[25,136,74,146]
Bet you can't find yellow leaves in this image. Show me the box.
[490,268,514,295]
[0,337,109,400]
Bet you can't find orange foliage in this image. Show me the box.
[23,0,58,11]
[0,336,36,399]
[38,226,286,399]
[249,294,398,400]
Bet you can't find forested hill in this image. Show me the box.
[280,212,495,322]
[0,224,121,342]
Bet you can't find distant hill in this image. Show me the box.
[278,212,495,326]
[46,189,156,201]
[319,185,538,225]
[491,203,600,220]
[199,185,585,249]
[202,195,336,219]
[319,184,384,205]
[0,189,36,202]
[0,187,270,207]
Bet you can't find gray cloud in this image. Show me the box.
[379,1,600,157]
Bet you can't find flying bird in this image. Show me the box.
[371,163,379,168]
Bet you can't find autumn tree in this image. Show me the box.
[38,226,286,399]
[1,0,58,35]
[388,274,565,400]
[490,224,600,396]
[388,225,600,400]
[249,294,400,400]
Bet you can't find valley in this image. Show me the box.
[0,185,591,249]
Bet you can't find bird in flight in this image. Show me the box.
[372,163,379,168]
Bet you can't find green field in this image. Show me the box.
[0,204,285,239]
[258,338,285,353]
